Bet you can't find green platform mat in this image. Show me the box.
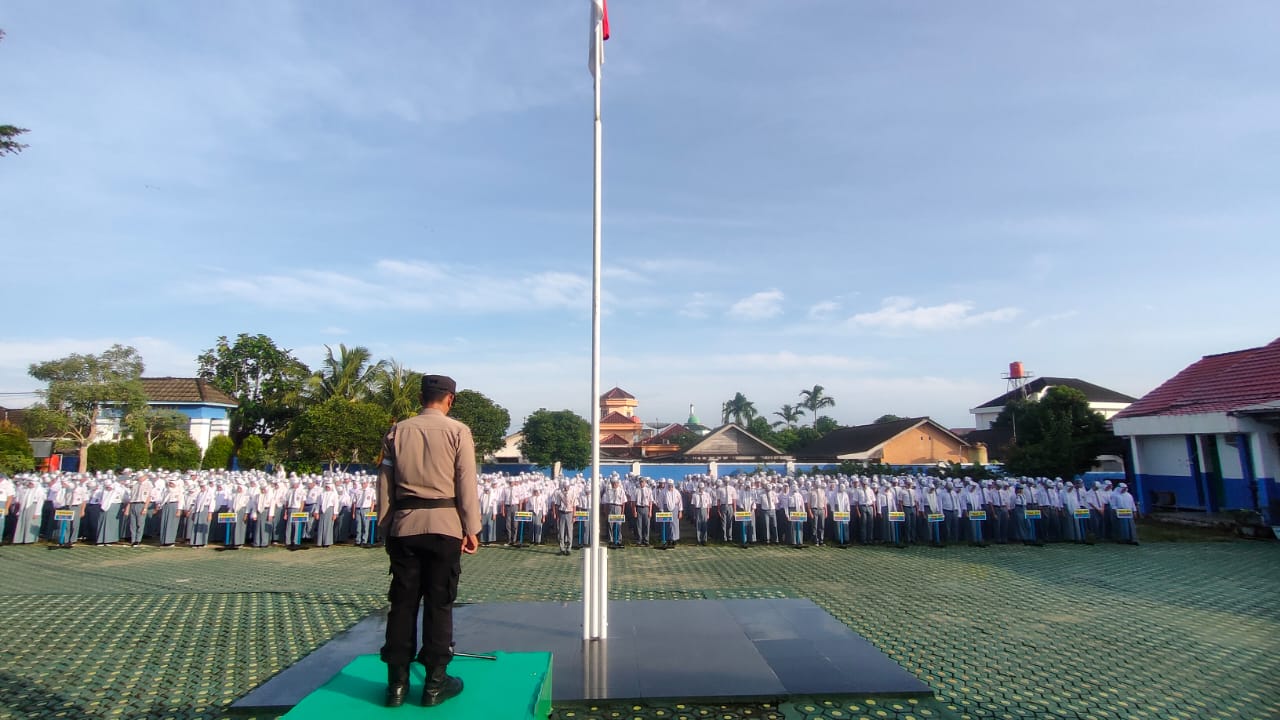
[282,653,552,719]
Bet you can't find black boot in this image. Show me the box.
[423,665,463,706]
[385,664,409,707]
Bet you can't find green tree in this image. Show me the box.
[87,441,119,471]
[307,344,385,403]
[152,431,202,470]
[746,416,778,446]
[116,436,151,469]
[721,392,758,426]
[798,385,835,427]
[873,414,905,424]
[0,31,29,158]
[197,333,311,445]
[202,434,235,470]
[290,398,391,470]
[772,403,805,429]
[772,425,823,453]
[449,389,511,462]
[372,360,422,421]
[0,124,26,157]
[127,407,190,453]
[520,409,591,470]
[994,386,1110,479]
[814,416,840,434]
[27,344,147,471]
[0,422,36,474]
[237,434,266,470]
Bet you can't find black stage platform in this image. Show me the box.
[234,598,930,710]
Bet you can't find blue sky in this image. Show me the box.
[2,1,1277,431]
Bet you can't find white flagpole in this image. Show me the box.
[584,5,607,641]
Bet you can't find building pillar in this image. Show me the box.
[1244,433,1272,524]
[1129,436,1145,514]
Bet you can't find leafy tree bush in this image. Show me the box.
[153,431,202,470]
[994,386,1110,479]
[0,422,36,474]
[202,434,235,470]
[237,434,266,470]
[87,441,119,471]
[116,436,151,470]
[290,398,390,470]
[520,409,591,470]
[450,390,511,461]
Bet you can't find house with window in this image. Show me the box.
[94,377,237,452]
[1110,337,1280,522]
[793,417,970,465]
[970,377,1137,430]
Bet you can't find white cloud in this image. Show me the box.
[1028,310,1079,329]
[808,300,840,318]
[729,289,785,320]
[208,260,589,315]
[849,297,1020,332]
[679,292,714,319]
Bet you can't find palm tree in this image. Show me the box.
[308,344,385,403]
[772,403,805,428]
[721,392,758,426]
[372,359,423,421]
[798,385,835,427]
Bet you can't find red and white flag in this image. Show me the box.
[589,0,610,77]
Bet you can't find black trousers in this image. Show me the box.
[381,533,462,668]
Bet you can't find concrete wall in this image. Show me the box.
[1122,415,1279,519]
[882,426,966,465]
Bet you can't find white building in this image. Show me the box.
[94,377,237,452]
[1111,337,1280,523]
[970,377,1137,430]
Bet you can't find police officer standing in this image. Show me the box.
[377,375,480,708]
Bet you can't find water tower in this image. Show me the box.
[1003,361,1033,399]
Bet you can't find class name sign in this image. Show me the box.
[55,509,75,519]
[218,512,237,523]
[607,513,626,523]
[833,511,850,521]
[788,511,808,521]
[574,510,591,519]
[968,510,988,520]
[291,511,309,520]
[515,511,534,521]
[655,511,675,522]
[1024,509,1042,519]
[1115,509,1133,518]
[734,511,753,520]
[1074,508,1092,518]
[927,513,944,523]
[365,511,378,519]
[888,511,906,522]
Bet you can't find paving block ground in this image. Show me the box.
[0,537,1275,720]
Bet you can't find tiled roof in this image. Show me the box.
[643,424,690,444]
[601,387,635,400]
[1114,337,1280,419]
[140,377,238,407]
[974,377,1137,410]
[793,417,925,460]
[600,433,631,446]
[599,411,637,424]
[793,417,969,461]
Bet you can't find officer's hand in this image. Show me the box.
[461,533,479,555]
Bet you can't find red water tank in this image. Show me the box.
[1009,361,1025,379]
